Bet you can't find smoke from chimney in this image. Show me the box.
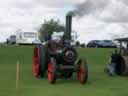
[67,0,108,17]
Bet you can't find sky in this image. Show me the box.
[0,0,128,43]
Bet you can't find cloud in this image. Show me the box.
[0,0,81,33]
[0,0,60,35]
[0,1,59,42]
[98,0,128,22]
[0,0,128,44]
[72,14,128,43]
[38,0,85,8]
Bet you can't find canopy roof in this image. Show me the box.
[115,37,128,42]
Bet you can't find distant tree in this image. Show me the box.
[75,41,80,47]
[38,19,65,42]
[80,43,86,48]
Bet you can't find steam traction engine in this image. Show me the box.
[106,38,128,76]
[33,14,88,84]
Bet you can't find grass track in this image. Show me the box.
[0,46,128,96]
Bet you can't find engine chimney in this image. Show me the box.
[65,14,72,40]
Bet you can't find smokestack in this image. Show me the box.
[65,14,72,40]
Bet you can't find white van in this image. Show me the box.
[16,32,41,45]
[52,32,64,41]
[51,31,77,45]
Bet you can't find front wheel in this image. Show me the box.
[77,58,88,84]
[33,46,40,77]
[47,58,56,84]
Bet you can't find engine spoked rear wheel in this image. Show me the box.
[77,59,88,84]
[48,58,56,84]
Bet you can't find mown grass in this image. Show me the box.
[0,45,128,96]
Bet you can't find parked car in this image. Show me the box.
[87,40,117,48]
[7,35,16,44]
[103,40,117,48]
[87,40,104,48]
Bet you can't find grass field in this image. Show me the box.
[0,45,128,96]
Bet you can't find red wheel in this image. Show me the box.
[77,59,88,84]
[33,47,39,77]
[48,58,56,84]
